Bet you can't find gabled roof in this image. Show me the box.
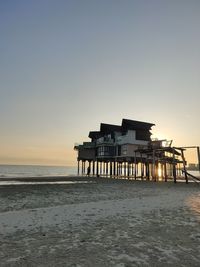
[100,123,121,134]
[122,119,155,131]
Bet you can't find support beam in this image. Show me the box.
[132,163,134,178]
[152,150,156,181]
[173,149,176,183]
[96,161,99,177]
[83,161,86,174]
[140,153,144,179]
[81,161,84,175]
[160,162,164,181]
[181,150,188,184]
[110,161,113,177]
[88,161,91,176]
[92,161,95,176]
[106,162,108,176]
[175,146,198,149]
[77,160,80,175]
[134,152,137,179]
[164,162,167,182]
[127,162,130,178]
[103,162,105,175]
[119,163,122,176]
[197,147,200,172]
[100,162,102,175]
[155,162,158,182]
[113,161,116,177]
[146,162,149,180]
[124,162,126,177]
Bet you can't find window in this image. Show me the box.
[98,146,113,156]
[122,145,127,155]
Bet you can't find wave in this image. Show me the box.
[0,165,77,179]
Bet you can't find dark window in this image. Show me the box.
[136,130,151,141]
[98,146,114,156]
[118,145,121,156]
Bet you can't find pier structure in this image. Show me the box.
[74,119,200,183]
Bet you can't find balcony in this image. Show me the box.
[117,135,148,146]
[74,142,95,150]
[96,137,114,146]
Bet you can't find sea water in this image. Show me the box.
[0,164,199,180]
[0,165,77,178]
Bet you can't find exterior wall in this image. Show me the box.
[136,130,151,141]
[78,148,95,160]
[114,131,121,140]
[120,144,148,157]
[96,135,114,145]
[117,130,148,146]
[96,132,121,144]
[97,145,114,157]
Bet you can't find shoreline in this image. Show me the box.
[0,174,199,182]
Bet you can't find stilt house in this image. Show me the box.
[74,119,200,183]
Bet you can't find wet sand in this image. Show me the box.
[0,176,200,266]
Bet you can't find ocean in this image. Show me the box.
[0,164,199,180]
[0,165,77,178]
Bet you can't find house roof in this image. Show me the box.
[122,119,155,131]
[89,119,155,139]
[100,123,122,134]
[88,131,103,139]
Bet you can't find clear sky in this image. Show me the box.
[0,0,200,166]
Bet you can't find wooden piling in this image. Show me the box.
[197,147,200,172]
[164,162,167,182]
[96,161,99,177]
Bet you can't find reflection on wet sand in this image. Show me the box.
[186,194,200,217]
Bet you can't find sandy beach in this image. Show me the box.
[0,176,200,266]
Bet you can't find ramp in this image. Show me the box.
[182,170,200,184]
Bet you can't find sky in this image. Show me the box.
[0,0,200,166]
